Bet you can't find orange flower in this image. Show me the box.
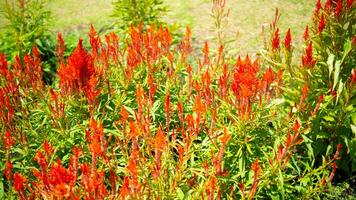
[120,106,129,123]
[154,126,167,151]
[202,41,210,65]
[220,128,231,144]
[119,177,130,199]
[193,96,206,114]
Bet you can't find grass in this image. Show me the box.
[164,0,314,54]
[47,0,114,35]
[9,0,315,54]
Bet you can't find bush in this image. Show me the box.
[112,0,167,32]
[0,0,57,85]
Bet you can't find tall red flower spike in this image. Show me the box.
[302,42,316,68]
[58,39,95,95]
[272,28,280,50]
[284,28,292,51]
[303,26,310,41]
[318,14,325,34]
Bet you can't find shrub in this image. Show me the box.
[0,0,57,85]
[112,0,167,32]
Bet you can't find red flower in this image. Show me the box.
[88,25,101,60]
[58,39,95,95]
[84,76,101,105]
[119,177,130,199]
[314,0,322,17]
[231,56,261,118]
[303,26,309,41]
[302,42,316,68]
[284,28,292,51]
[324,0,333,13]
[56,33,66,64]
[318,14,325,34]
[0,53,8,78]
[43,140,54,157]
[299,84,309,107]
[347,0,355,8]
[272,28,280,50]
[4,160,12,180]
[351,69,356,83]
[3,130,15,149]
[293,119,300,134]
[13,172,26,192]
[48,159,75,188]
[120,106,129,123]
[334,0,343,17]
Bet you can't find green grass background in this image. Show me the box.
[1,0,314,54]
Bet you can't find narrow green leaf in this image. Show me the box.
[336,80,343,104]
[341,40,352,63]
[0,181,3,200]
[333,60,341,90]
[327,54,335,79]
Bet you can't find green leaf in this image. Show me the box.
[177,188,185,200]
[333,60,341,90]
[327,54,335,79]
[351,124,356,135]
[323,116,335,122]
[0,181,3,200]
[351,113,356,124]
[341,40,352,64]
[336,80,343,104]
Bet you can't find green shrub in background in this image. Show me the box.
[0,0,57,85]
[0,0,51,58]
[112,0,167,31]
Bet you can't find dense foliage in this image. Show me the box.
[112,0,167,31]
[0,0,355,199]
